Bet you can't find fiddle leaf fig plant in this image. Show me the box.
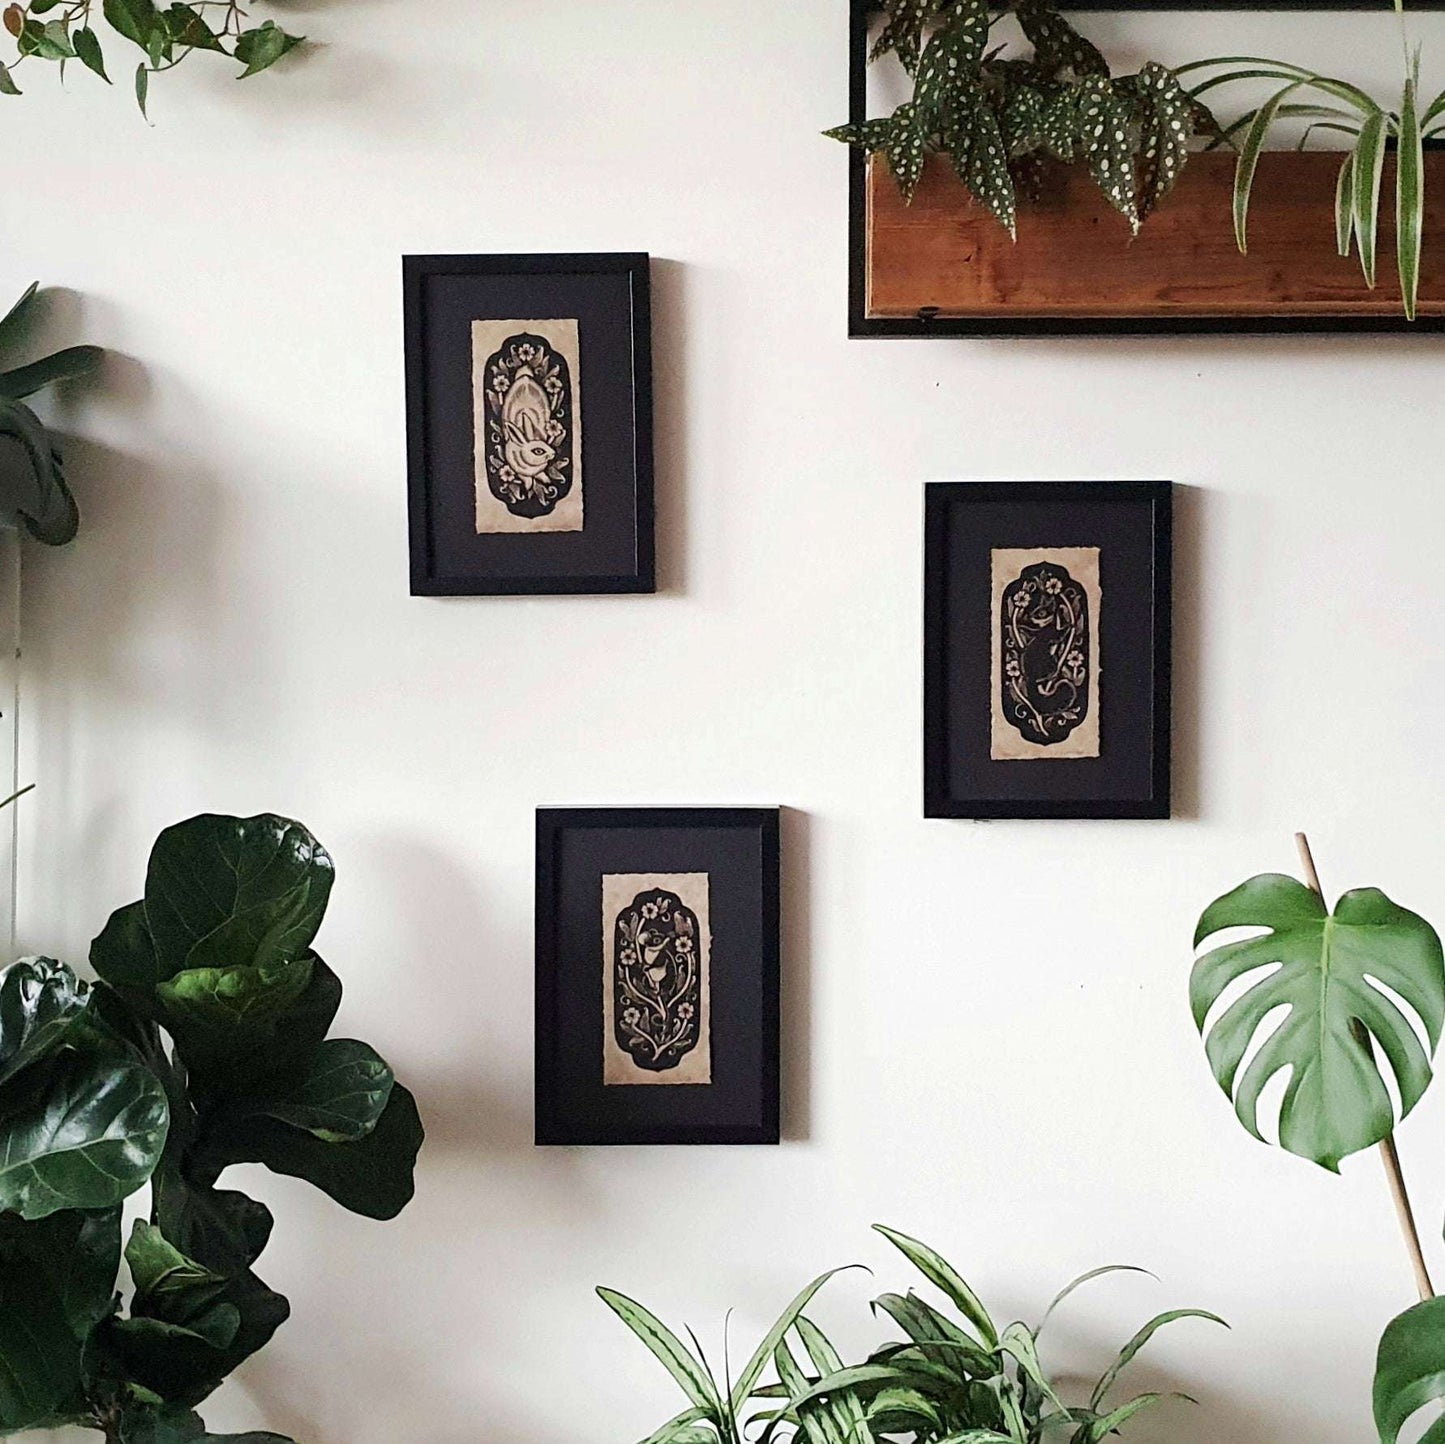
[604,1227,1223,1444]
[1188,838,1445,1444]
[0,281,102,546]
[0,812,424,1444]
[827,0,1211,235]
[0,0,304,115]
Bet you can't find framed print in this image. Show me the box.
[924,482,1172,820]
[535,808,780,1145]
[404,253,654,595]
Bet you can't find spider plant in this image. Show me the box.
[767,1227,1226,1444]
[1178,0,1438,319]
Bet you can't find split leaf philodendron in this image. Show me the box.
[0,812,424,1444]
[603,1225,1224,1444]
[1189,835,1445,1444]
[827,0,1212,236]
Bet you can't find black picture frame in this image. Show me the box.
[845,3,1445,336]
[924,482,1172,820]
[535,807,781,1146]
[404,253,655,595]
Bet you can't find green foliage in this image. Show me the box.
[1181,23,1443,319]
[604,1229,1223,1444]
[1192,874,1445,1171]
[0,813,423,1443]
[0,0,304,112]
[1375,1296,1445,1444]
[825,0,1209,235]
[0,282,102,547]
[1187,858,1445,1443]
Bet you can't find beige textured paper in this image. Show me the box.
[602,872,711,1087]
[990,546,1102,761]
[472,318,584,534]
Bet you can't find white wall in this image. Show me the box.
[13,3,1445,1441]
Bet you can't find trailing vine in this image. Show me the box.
[0,0,302,114]
[828,0,1219,235]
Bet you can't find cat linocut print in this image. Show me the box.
[602,872,711,1086]
[472,318,583,534]
[990,546,1101,761]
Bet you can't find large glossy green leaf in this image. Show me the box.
[141,814,335,983]
[873,1226,999,1348]
[204,1082,422,1220]
[92,899,166,1005]
[126,1222,242,1350]
[0,395,79,544]
[119,1400,295,1443]
[108,1264,289,1408]
[1375,1296,1445,1444]
[1192,875,1445,1170]
[0,1206,120,1430]
[0,956,92,1087]
[0,283,39,357]
[152,1163,273,1275]
[158,954,315,1066]
[0,343,103,400]
[0,1049,167,1217]
[249,1037,393,1143]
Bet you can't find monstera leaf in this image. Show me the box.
[0,957,92,1087]
[1192,875,1445,1170]
[1375,1297,1445,1444]
[0,1048,168,1217]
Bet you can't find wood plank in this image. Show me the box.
[866,150,1445,319]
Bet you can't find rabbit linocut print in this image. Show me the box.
[472,318,584,533]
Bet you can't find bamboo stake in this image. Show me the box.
[1295,831,1435,1303]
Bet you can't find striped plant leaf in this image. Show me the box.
[1350,108,1388,286]
[873,1226,999,1349]
[1037,1267,1152,1335]
[1090,1311,1228,1410]
[1232,80,1308,252]
[730,1269,852,1414]
[1335,150,1356,256]
[597,1289,723,1418]
[999,1323,1068,1417]
[1397,57,1424,321]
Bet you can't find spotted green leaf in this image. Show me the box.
[1134,63,1191,223]
[1078,80,1138,230]
[885,102,929,201]
[1015,0,1106,78]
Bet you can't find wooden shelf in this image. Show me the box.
[856,150,1445,335]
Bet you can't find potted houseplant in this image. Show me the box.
[1190,832,1445,1443]
[602,1224,1223,1444]
[0,811,424,1444]
[834,0,1444,327]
